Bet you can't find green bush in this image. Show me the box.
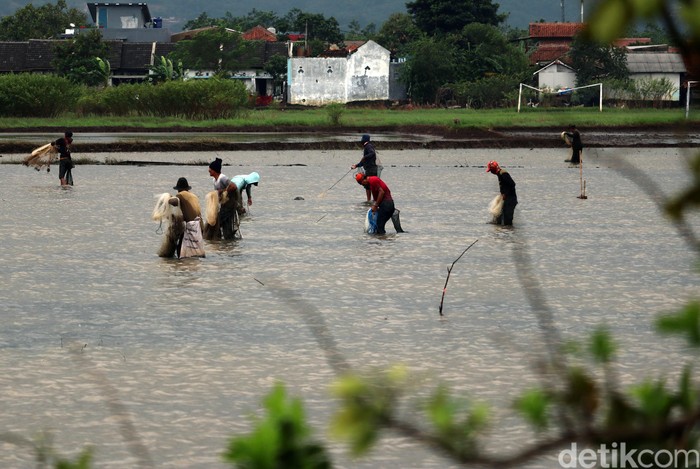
[91,79,250,119]
[451,74,525,109]
[0,74,82,117]
[98,83,143,116]
[75,90,108,116]
[325,103,345,125]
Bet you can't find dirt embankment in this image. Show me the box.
[1,123,699,153]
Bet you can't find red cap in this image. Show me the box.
[355,173,364,183]
[486,161,499,172]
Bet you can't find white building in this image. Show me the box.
[287,40,391,106]
[533,59,576,92]
[626,52,686,100]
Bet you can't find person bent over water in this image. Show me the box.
[355,173,404,234]
[230,172,260,215]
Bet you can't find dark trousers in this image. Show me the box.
[500,198,517,225]
[376,200,395,234]
[571,148,581,164]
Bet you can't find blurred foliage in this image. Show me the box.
[223,383,331,469]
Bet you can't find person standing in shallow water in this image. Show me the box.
[355,172,404,234]
[486,160,518,226]
[52,131,73,186]
[351,134,378,203]
[563,125,583,164]
[207,157,241,239]
[168,177,203,258]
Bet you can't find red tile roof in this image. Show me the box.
[529,23,584,39]
[529,44,572,65]
[614,37,652,47]
[242,26,277,42]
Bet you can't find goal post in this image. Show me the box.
[517,82,603,112]
[686,81,698,119]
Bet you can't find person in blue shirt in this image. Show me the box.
[230,172,260,215]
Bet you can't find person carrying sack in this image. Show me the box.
[169,177,205,258]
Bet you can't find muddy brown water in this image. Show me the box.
[0,147,698,468]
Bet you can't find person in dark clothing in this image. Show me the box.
[52,131,73,186]
[351,134,379,202]
[563,125,583,164]
[486,160,518,226]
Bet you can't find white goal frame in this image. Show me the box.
[686,81,698,119]
[517,82,603,112]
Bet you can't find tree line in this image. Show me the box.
[0,0,680,109]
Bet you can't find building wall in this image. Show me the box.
[537,67,576,91]
[346,41,389,102]
[97,29,171,42]
[97,5,146,29]
[287,40,392,106]
[630,72,682,100]
[389,62,407,101]
[288,57,347,105]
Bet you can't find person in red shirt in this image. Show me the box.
[355,173,403,234]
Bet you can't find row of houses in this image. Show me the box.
[529,22,690,101]
[0,2,693,105]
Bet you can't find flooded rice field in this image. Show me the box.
[0,147,698,468]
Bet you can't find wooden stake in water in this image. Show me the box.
[439,239,478,317]
[578,151,587,199]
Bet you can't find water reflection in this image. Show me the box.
[0,148,697,468]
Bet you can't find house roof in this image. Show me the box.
[242,26,277,42]
[118,42,177,69]
[320,40,367,57]
[0,42,28,72]
[0,39,177,74]
[615,38,652,47]
[626,52,687,73]
[529,44,571,65]
[88,3,152,24]
[170,27,240,42]
[240,41,288,67]
[25,40,58,71]
[533,59,575,76]
[529,22,584,39]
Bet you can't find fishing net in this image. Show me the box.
[203,190,240,240]
[23,143,57,171]
[488,194,504,223]
[152,193,185,257]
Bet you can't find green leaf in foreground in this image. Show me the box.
[656,301,700,346]
[514,388,550,431]
[223,383,331,469]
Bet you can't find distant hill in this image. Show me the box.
[1,0,587,32]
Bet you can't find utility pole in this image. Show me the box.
[561,0,565,22]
